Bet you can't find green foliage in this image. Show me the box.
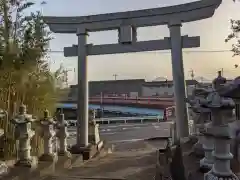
[225,19,240,56]
[226,0,240,58]
[0,0,67,116]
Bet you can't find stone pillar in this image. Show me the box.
[168,21,189,138]
[76,28,89,148]
[56,113,71,157]
[205,103,238,180]
[11,105,35,167]
[39,110,57,162]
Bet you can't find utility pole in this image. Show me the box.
[189,69,195,80]
[73,68,77,84]
[64,68,73,87]
[113,74,118,81]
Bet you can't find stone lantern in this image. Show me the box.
[38,110,57,162]
[0,109,8,176]
[224,77,240,120]
[219,77,240,163]
[199,108,214,171]
[187,88,211,157]
[232,77,240,121]
[212,70,227,90]
[11,105,36,167]
[0,109,6,148]
[56,113,71,157]
[204,92,238,180]
[88,110,101,146]
[195,95,214,171]
[192,106,212,159]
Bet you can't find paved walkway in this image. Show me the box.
[68,122,171,145]
[42,140,167,180]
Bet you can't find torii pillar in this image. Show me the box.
[169,21,189,138]
[75,29,89,148]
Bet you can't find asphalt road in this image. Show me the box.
[67,122,172,145]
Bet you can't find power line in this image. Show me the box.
[48,49,233,54]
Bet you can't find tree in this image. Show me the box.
[225,0,240,69]
[0,0,67,116]
[0,0,68,158]
[225,19,240,56]
[226,1,240,58]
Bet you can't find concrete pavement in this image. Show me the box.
[45,140,167,180]
[67,122,172,145]
[43,122,173,180]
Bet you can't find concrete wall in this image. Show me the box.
[67,79,198,100]
[68,79,145,100]
[89,79,144,97]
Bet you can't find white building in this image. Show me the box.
[142,80,199,97]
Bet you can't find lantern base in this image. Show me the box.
[39,153,58,162]
[200,158,213,173]
[204,170,239,180]
[193,141,204,157]
[0,161,8,176]
[58,150,72,158]
[15,157,36,168]
[70,140,104,160]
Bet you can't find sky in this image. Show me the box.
[28,0,240,83]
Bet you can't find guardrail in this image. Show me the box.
[67,116,164,126]
[94,116,163,124]
[67,116,163,126]
[90,96,174,101]
[89,98,174,108]
[89,97,173,104]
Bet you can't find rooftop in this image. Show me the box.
[70,79,145,88]
[143,80,199,87]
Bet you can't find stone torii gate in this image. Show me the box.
[43,0,222,151]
